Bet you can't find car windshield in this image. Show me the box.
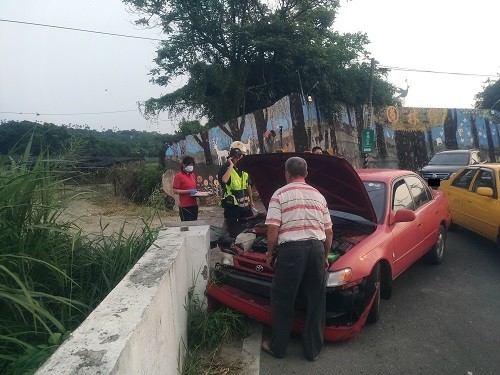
[428,152,469,166]
[363,181,386,224]
[329,210,376,233]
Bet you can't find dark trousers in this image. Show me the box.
[224,207,253,237]
[269,239,326,360]
[179,205,198,221]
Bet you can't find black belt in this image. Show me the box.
[279,239,322,247]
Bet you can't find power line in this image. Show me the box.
[2,18,497,79]
[0,19,163,41]
[0,110,138,116]
[379,65,498,78]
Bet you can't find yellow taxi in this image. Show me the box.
[439,163,500,245]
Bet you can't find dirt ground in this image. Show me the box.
[58,184,226,237]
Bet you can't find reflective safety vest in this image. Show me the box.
[222,168,250,209]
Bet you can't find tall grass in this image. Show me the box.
[0,141,158,374]
[183,287,251,375]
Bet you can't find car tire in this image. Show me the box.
[366,264,381,324]
[425,224,446,264]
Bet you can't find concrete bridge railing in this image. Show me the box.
[36,224,210,375]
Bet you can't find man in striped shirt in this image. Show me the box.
[261,156,333,361]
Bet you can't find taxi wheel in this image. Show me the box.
[426,225,446,264]
[366,264,381,324]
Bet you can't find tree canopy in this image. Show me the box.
[0,120,165,158]
[474,78,500,110]
[124,0,396,130]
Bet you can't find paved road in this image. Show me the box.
[254,228,500,375]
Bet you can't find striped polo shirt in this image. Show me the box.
[265,180,332,244]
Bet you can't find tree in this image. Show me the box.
[124,0,395,136]
[474,78,500,110]
[177,119,214,164]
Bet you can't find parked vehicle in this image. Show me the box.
[419,149,484,188]
[206,153,451,342]
[439,163,500,245]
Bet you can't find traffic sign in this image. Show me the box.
[362,129,375,153]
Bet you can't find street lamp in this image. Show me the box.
[490,98,500,114]
[306,81,319,102]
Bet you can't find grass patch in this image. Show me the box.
[183,288,251,375]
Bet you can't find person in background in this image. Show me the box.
[311,146,323,154]
[217,147,255,235]
[171,156,199,221]
[261,156,333,361]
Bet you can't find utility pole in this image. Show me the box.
[363,58,376,168]
[368,58,375,130]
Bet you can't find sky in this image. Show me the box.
[1,0,499,134]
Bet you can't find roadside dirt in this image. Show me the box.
[58,184,225,237]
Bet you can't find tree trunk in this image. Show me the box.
[427,129,434,157]
[469,115,480,149]
[194,131,214,165]
[444,109,458,149]
[219,116,246,141]
[253,108,268,154]
[289,93,308,152]
[485,118,496,162]
[354,105,364,154]
[328,118,338,153]
[376,122,387,158]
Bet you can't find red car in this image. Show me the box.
[206,153,451,341]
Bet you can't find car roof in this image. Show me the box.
[435,149,476,154]
[463,163,500,170]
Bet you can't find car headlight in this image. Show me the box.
[326,268,352,287]
[221,252,234,267]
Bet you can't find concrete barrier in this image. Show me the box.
[36,224,210,375]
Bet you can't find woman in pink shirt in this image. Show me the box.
[172,156,198,221]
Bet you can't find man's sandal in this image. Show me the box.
[261,340,278,358]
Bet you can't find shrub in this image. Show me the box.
[107,161,164,204]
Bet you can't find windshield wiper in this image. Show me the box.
[332,215,376,233]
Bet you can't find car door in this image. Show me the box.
[465,168,499,240]
[390,179,420,277]
[405,175,437,253]
[443,168,479,226]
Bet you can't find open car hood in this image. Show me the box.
[238,153,377,223]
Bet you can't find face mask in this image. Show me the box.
[184,165,194,173]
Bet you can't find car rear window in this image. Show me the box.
[429,152,469,166]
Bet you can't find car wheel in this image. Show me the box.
[366,264,381,324]
[426,224,446,264]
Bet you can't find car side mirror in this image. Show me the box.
[476,187,493,197]
[391,209,416,225]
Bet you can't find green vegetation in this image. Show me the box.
[108,161,165,205]
[0,142,158,374]
[0,120,166,158]
[475,78,500,110]
[124,0,396,130]
[183,288,251,375]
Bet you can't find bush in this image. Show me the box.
[107,161,164,204]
